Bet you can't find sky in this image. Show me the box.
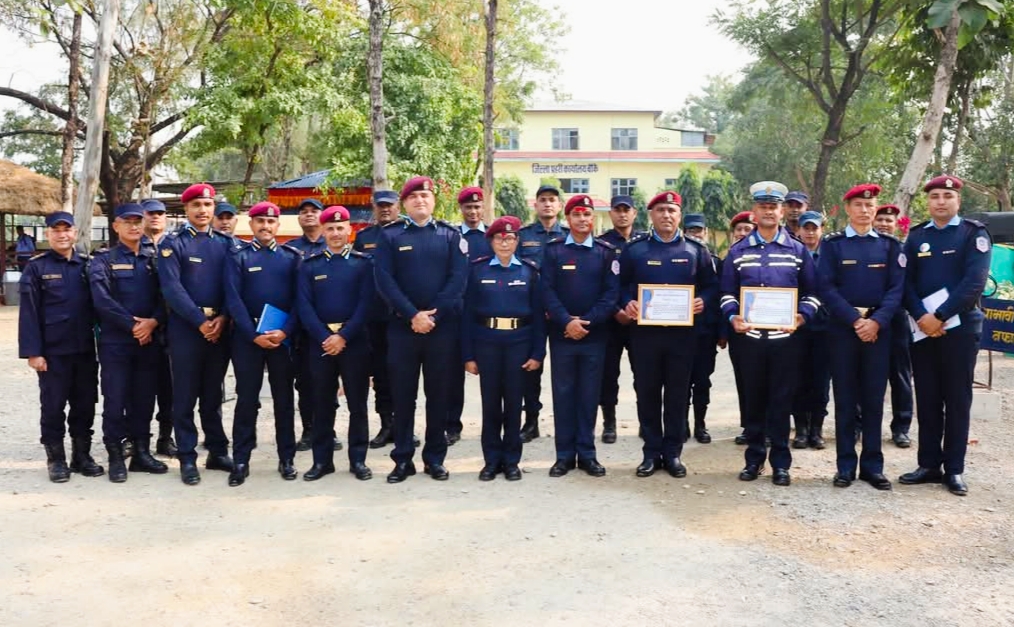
[0,0,753,116]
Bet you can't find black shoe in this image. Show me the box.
[446,432,462,446]
[295,434,312,452]
[155,437,178,457]
[833,472,854,487]
[739,464,763,481]
[899,467,944,485]
[943,474,968,496]
[369,426,393,449]
[350,462,373,481]
[578,458,606,477]
[387,461,417,483]
[424,463,449,480]
[129,449,168,474]
[859,472,892,491]
[601,406,617,444]
[333,437,343,451]
[278,459,298,480]
[734,431,748,445]
[808,433,826,450]
[70,437,105,477]
[43,443,71,483]
[792,433,808,449]
[205,454,234,472]
[772,468,791,486]
[503,465,522,481]
[549,459,573,477]
[228,463,250,487]
[635,457,663,478]
[303,462,336,481]
[478,464,500,481]
[694,428,712,444]
[520,416,540,443]
[106,442,127,483]
[892,432,911,448]
[180,462,201,485]
[666,457,687,478]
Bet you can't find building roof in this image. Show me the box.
[268,170,370,190]
[0,160,102,217]
[528,99,663,116]
[496,150,720,163]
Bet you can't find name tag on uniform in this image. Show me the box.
[672,259,688,264]
[481,279,497,284]
[42,274,61,280]
[315,274,328,281]
[561,264,576,270]
[398,246,413,252]
[248,266,262,272]
[918,252,932,258]
[110,264,133,270]
[942,250,956,255]
[522,241,540,247]
[647,260,662,266]
[841,260,857,265]
[868,263,885,268]
[363,243,377,249]
[189,257,203,263]
[509,280,527,286]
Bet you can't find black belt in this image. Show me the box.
[478,316,531,330]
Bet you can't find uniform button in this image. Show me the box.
[761,283,766,287]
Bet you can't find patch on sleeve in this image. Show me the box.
[611,259,620,275]
[898,252,906,268]
[460,238,469,255]
[976,236,990,253]
[161,248,172,257]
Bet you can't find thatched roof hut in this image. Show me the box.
[0,159,101,217]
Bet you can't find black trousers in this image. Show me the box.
[737,334,800,470]
[475,337,528,466]
[310,340,371,466]
[231,338,296,464]
[99,342,159,444]
[37,352,98,445]
[828,326,891,476]
[367,321,393,419]
[167,321,230,464]
[632,328,696,460]
[599,320,633,409]
[687,331,717,417]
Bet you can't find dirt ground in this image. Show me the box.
[0,305,1011,627]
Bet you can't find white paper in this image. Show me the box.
[910,288,960,342]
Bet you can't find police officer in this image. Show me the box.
[298,206,376,481]
[784,191,809,235]
[721,182,821,486]
[19,211,103,482]
[792,210,832,449]
[157,183,235,485]
[223,201,302,486]
[517,184,569,442]
[353,190,401,448]
[874,204,914,448]
[900,175,990,496]
[212,202,240,239]
[462,216,545,481]
[620,193,717,478]
[597,194,644,444]
[90,203,170,482]
[141,198,177,457]
[683,212,721,444]
[375,176,469,482]
[446,186,493,445]
[818,185,905,490]
[542,194,619,477]
[726,211,755,446]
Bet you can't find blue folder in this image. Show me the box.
[256,304,290,345]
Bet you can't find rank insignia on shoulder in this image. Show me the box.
[161,248,172,257]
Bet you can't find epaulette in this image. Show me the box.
[880,232,901,243]
[281,243,302,256]
[471,255,492,265]
[914,220,931,230]
[228,241,251,254]
[823,231,846,241]
[626,232,650,245]
[545,237,566,245]
[92,248,110,256]
[29,252,47,260]
[964,218,986,229]
[521,258,540,272]
[595,238,616,251]
[348,249,370,259]
[211,228,230,239]
[685,234,707,248]
[306,251,327,262]
[382,220,402,229]
[436,219,455,229]
[788,231,805,244]
[164,229,180,240]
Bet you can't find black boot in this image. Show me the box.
[601,406,617,444]
[296,416,312,452]
[69,436,104,477]
[43,442,70,483]
[520,413,540,443]
[155,422,177,457]
[129,438,169,474]
[106,442,127,483]
[808,415,826,449]
[694,406,712,444]
[792,414,810,449]
[369,413,394,449]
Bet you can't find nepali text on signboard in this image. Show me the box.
[531,163,600,174]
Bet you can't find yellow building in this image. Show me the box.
[493,100,721,230]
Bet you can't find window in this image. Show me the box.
[559,178,590,194]
[664,178,678,188]
[494,128,519,150]
[681,131,705,147]
[611,128,638,150]
[611,178,637,197]
[552,128,580,150]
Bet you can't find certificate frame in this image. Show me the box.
[740,286,798,330]
[637,284,695,327]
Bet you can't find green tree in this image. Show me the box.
[0,106,66,178]
[661,74,737,134]
[631,186,649,232]
[495,174,530,222]
[675,166,703,214]
[701,168,739,246]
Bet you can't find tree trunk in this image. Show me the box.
[892,10,961,215]
[481,0,498,224]
[946,81,971,173]
[810,101,847,213]
[61,12,82,213]
[367,0,388,190]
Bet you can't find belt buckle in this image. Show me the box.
[855,307,869,318]
[492,317,510,331]
[327,323,343,333]
[202,307,217,318]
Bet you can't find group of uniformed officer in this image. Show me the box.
[19,173,990,496]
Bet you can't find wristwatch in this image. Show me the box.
[933,311,946,321]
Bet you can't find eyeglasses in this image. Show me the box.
[493,235,518,243]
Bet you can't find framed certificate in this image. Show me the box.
[740,287,798,330]
[637,284,695,326]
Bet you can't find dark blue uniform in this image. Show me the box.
[287,233,329,444]
[516,220,569,433]
[818,227,905,479]
[224,239,302,467]
[887,310,914,435]
[903,217,991,476]
[687,248,723,441]
[462,255,546,469]
[375,218,468,468]
[19,250,98,446]
[353,224,394,435]
[542,236,619,465]
[296,246,375,468]
[156,224,232,464]
[720,227,821,474]
[792,246,832,447]
[619,231,717,464]
[90,243,165,445]
[141,235,174,449]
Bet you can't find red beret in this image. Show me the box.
[248,201,281,218]
[564,194,595,215]
[876,204,900,216]
[181,183,215,204]
[458,186,483,204]
[648,190,682,210]
[486,215,522,239]
[730,211,754,228]
[320,205,350,223]
[843,183,881,201]
[923,175,963,192]
[400,176,435,200]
